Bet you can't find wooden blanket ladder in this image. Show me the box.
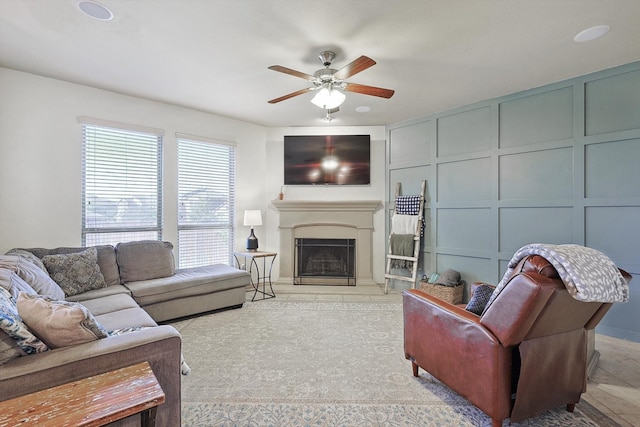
[384,180,426,294]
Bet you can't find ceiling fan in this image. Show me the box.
[267,51,395,112]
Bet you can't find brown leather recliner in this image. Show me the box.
[403,255,632,427]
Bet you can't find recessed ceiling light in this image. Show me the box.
[77,1,113,21]
[355,106,371,113]
[574,25,610,43]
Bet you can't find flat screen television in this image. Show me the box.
[284,135,370,185]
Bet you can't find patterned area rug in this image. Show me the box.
[172,301,618,427]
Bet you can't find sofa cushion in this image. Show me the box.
[116,240,175,283]
[65,284,131,303]
[95,307,158,331]
[0,288,48,355]
[0,329,25,364]
[0,268,37,299]
[42,247,107,297]
[78,293,141,317]
[124,264,249,305]
[18,245,121,288]
[0,255,64,299]
[17,293,108,348]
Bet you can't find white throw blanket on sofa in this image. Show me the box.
[484,243,629,313]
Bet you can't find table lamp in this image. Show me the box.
[243,210,262,251]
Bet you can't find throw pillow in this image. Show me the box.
[42,247,107,297]
[17,293,108,348]
[0,268,37,299]
[0,329,26,364]
[465,284,494,315]
[0,255,64,299]
[0,288,48,355]
[5,249,49,274]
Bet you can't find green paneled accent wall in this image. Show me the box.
[387,61,640,342]
[499,87,574,147]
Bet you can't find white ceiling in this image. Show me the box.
[1,0,639,127]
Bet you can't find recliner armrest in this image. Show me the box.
[480,272,559,346]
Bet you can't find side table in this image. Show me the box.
[0,361,164,427]
[235,251,277,301]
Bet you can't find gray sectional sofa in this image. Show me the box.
[0,240,250,426]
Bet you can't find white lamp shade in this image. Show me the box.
[243,210,262,226]
[311,88,346,109]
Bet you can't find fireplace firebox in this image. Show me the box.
[294,238,356,286]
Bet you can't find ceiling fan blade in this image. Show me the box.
[334,56,376,80]
[268,87,314,104]
[343,82,395,99]
[268,65,315,81]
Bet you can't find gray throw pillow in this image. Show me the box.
[116,240,175,283]
[42,247,107,297]
[465,284,494,315]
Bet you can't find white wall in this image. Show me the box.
[0,68,387,282]
[0,67,265,255]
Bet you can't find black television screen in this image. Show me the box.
[284,135,371,185]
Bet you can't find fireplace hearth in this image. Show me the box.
[295,238,355,286]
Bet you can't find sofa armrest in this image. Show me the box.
[0,325,182,426]
[403,289,512,421]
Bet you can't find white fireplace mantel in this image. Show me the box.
[272,200,382,286]
[272,200,382,213]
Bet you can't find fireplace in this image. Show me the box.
[272,200,381,286]
[295,238,356,285]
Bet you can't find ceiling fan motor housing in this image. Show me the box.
[318,51,336,67]
[314,68,339,83]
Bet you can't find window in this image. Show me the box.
[177,135,236,268]
[80,118,163,246]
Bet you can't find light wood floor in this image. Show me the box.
[247,283,640,427]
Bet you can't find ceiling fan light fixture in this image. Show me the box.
[311,88,346,110]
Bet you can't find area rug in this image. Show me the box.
[172,301,618,427]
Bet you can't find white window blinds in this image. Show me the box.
[81,120,163,246]
[177,135,236,268]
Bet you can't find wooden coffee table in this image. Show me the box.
[0,361,165,427]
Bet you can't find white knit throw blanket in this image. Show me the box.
[484,244,629,313]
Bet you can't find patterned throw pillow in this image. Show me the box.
[42,247,106,297]
[465,284,494,315]
[0,288,48,355]
[0,329,25,364]
[17,293,108,348]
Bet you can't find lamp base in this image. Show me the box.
[246,228,258,252]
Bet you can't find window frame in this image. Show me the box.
[176,133,237,268]
[79,117,164,246]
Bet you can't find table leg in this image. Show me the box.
[141,407,158,427]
